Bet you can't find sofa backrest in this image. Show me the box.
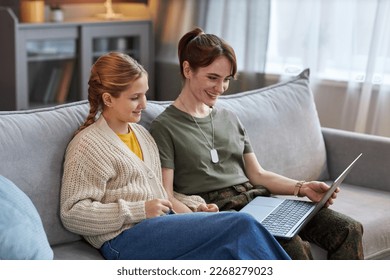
[0,69,328,247]
[217,69,329,181]
[0,101,89,246]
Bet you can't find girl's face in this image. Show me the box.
[107,74,149,125]
[186,56,233,107]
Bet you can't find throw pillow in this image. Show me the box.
[217,69,329,181]
[0,175,53,260]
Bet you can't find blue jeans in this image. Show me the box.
[100,212,290,260]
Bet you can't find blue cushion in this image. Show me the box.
[0,175,53,260]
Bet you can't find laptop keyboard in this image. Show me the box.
[262,199,313,236]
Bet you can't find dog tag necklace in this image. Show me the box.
[179,98,219,164]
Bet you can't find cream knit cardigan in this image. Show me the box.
[60,116,205,249]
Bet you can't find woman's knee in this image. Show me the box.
[346,219,364,240]
[334,211,364,238]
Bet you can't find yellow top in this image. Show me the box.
[117,129,143,160]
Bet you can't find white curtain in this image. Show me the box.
[266,0,390,137]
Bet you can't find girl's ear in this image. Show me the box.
[102,92,112,107]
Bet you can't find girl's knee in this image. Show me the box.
[219,212,269,237]
[232,212,259,228]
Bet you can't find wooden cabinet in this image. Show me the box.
[0,7,154,110]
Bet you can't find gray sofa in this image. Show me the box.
[0,69,389,260]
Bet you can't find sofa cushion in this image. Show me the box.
[0,101,89,246]
[0,175,53,260]
[330,182,390,260]
[139,100,171,130]
[216,69,329,181]
[52,240,104,260]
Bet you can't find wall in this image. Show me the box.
[312,80,355,131]
[0,0,18,16]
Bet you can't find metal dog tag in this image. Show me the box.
[210,148,219,164]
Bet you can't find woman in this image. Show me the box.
[149,28,364,260]
[60,52,290,260]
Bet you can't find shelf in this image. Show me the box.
[92,49,138,59]
[0,7,154,111]
[27,53,77,62]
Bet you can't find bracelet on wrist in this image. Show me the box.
[294,180,305,197]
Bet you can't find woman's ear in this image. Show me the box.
[102,92,112,107]
[183,61,192,79]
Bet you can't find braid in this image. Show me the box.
[74,99,99,136]
[75,75,103,135]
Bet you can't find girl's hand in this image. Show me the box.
[145,199,173,218]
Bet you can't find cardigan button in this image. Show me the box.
[147,171,154,179]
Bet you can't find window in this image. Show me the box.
[265,0,390,84]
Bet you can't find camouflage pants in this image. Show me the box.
[199,182,364,260]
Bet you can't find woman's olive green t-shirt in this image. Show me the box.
[150,105,253,195]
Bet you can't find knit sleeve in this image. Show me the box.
[60,136,146,237]
[173,191,206,211]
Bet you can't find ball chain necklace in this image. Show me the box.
[179,97,219,164]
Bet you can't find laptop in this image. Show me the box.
[240,153,362,239]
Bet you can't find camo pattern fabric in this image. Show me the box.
[199,182,271,211]
[199,182,364,260]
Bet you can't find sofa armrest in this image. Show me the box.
[322,127,390,192]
